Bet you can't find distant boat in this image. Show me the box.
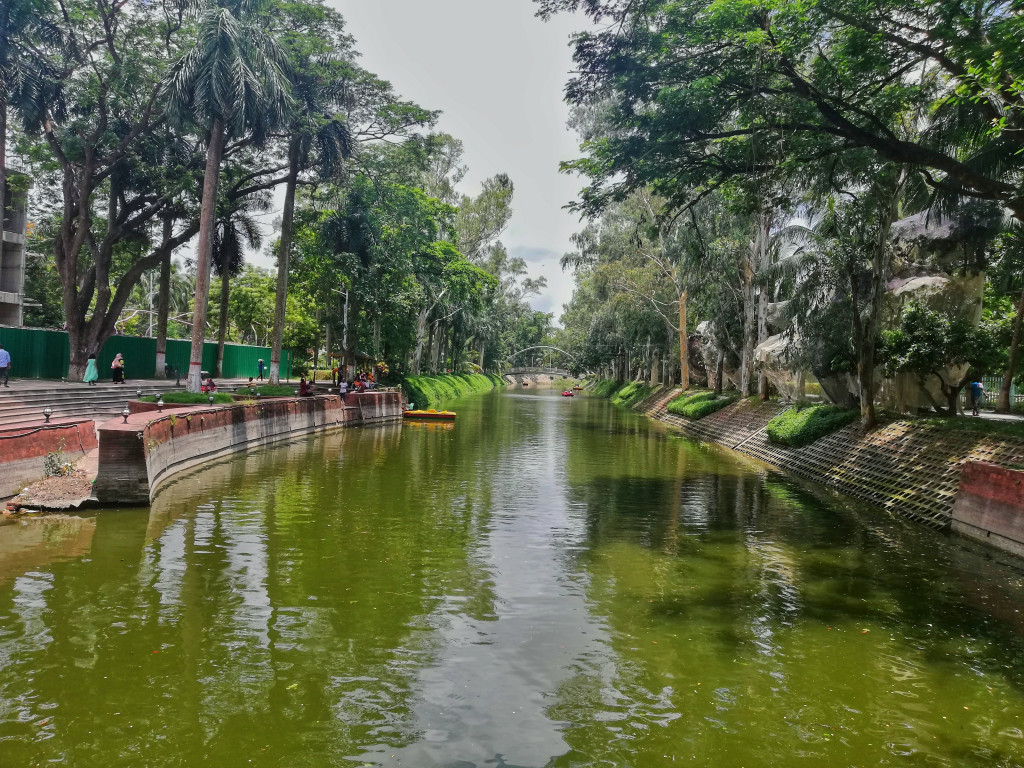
[404,409,456,421]
[561,390,575,397]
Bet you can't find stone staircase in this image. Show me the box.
[0,381,185,428]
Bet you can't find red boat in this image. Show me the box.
[561,390,575,397]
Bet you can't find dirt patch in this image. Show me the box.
[6,472,94,513]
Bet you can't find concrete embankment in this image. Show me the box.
[616,386,1024,542]
[0,421,97,498]
[93,391,403,505]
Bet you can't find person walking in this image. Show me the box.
[111,353,126,384]
[0,343,10,387]
[258,358,265,381]
[84,354,99,385]
[970,379,986,417]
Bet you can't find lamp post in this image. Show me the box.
[208,395,215,405]
[42,407,52,423]
[136,389,143,399]
[156,395,164,413]
[121,405,130,424]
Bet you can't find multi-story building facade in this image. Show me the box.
[0,171,29,326]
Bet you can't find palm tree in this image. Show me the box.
[212,191,268,375]
[0,0,58,266]
[165,0,290,391]
[267,15,355,385]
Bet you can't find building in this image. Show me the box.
[0,170,29,326]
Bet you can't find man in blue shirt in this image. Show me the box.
[970,380,985,416]
[0,344,10,387]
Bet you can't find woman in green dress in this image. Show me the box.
[84,354,99,385]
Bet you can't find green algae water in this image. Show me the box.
[3,392,1024,767]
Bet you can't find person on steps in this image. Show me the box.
[84,354,99,385]
[257,359,265,381]
[0,344,10,387]
[111,353,125,384]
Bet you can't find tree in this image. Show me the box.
[212,191,268,375]
[165,0,290,391]
[882,301,1005,416]
[539,0,1024,223]
[11,0,205,378]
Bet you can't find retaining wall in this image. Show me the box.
[635,388,1024,531]
[952,462,1024,556]
[0,421,97,497]
[93,392,402,504]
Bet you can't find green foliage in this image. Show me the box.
[611,382,654,408]
[766,405,859,448]
[141,392,235,404]
[403,373,505,408]
[881,301,1006,414]
[589,379,626,398]
[667,390,737,419]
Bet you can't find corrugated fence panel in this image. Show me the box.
[220,344,290,379]
[0,330,292,381]
[0,327,69,379]
[98,335,157,380]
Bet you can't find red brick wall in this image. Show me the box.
[952,461,1024,556]
[0,421,97,462]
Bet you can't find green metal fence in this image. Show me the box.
[0,327,69,379]
[0,327,292,381]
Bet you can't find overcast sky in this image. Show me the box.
[333,0,587,321]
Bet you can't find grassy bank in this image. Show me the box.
[589,379,627,398]
[667,389,739,419]
[141,392,236,405]
[403,373,505,408]
[611,381,656,408]
[766,404,859,447]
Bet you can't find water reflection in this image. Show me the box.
[0,393,1023,767]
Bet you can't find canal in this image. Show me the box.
[2,391,1024,766]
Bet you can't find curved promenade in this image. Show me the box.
[93,392,403,505]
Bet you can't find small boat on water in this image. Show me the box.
[561,390,575,397]
[404,408,457,420]
[573,384,583,391]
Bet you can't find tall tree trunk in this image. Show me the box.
[187,118,225,393]
[269,138,301,386]
[739,244,756,398]
[679,289,690,390]
[155,219,173,376]
[854,171,906,430]
[215,247,230,377]
[478,339,486,371]
[412,307,429,375]
[372,316,381,360]
[714,349,725,395]
[757,285,770,400]
[996,284,1024,412]
[325,322,331,384]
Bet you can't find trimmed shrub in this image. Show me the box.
[141,392,235,404]
[590,379,626,398]
[612,382,655,408]
[403,373,505,408]
[234,384,298,397]
[667,390,738,419]
[766,404,859,448]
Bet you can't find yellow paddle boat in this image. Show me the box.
[404,408,457,421]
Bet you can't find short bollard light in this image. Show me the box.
[256,392,262,400]
[136,389,143,399]
[293,389,298,396]
[208,395,215,405]
[43,407,53,423]
[121,405,130,423]
[157,396,164,412]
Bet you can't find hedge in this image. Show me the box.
[667,390,737,419]
[403,373,505,408]
[141,392,235,405]
[611,382,655,408]
[766,404,859,448]
[590,379,626,398]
